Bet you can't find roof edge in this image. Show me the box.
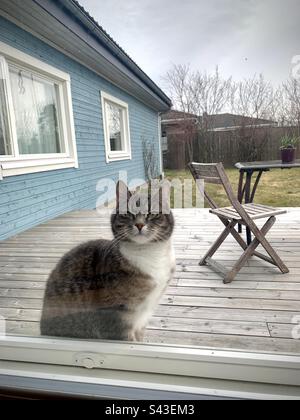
[58,0,172,108]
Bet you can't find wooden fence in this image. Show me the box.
[163,126,300,169]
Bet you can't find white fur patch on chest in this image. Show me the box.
[120,240,175,330]
[120,240,175,282]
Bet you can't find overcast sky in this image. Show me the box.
[80,0,300,90]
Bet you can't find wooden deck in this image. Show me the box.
[0,208,300,354]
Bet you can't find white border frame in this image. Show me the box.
[0,41,78,178]
[101,91,131,163]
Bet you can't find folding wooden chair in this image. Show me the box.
[188,162,289,284]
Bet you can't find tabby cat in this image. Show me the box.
[40,181,175,341]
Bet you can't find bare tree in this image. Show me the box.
[162,64,300,164]
[226,75,278,161]
[163,64,232,118]
[190,67,232,119]
[142,136,160,180]
[163,64,193,113]
[163,65,233,162]
[282,77,300,131]
[231,74,275,120]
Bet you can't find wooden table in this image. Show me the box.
[235,160,300,244]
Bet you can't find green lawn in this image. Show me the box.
[165,168,300,208]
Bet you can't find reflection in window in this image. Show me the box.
[0,79,11,155]
[9,67,63,155]
[106,101,123,152]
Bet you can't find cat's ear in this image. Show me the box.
[116,181,132,213]
[150,184,170,214]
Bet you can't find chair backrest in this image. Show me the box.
[188,162,240,210]
[188,163,222,185]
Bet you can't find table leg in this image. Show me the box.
[250,170,263,203]
[236,167,268,246]
[244,171,253,245]
[237,170,245,233]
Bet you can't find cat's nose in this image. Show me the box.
[135,223,145,232]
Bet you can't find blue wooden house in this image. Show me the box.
[0,0,171,240]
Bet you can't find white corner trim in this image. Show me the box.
[101,91,131,163]
[158,112,163,175]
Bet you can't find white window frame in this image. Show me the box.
[0,41,78,178]
[101,91,131,163]
[0,336,300,399]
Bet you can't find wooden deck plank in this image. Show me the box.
[175,265,300,275]
[268,323,299,339]
[172,279,300,291]
[149,317,270,337]
[144,330,300,354]
[154,305,299,324]
[174,271,300,283]
[166,286,300,300]
[0,307,41,322]
[0,289,45,299]
[6,321,40,336]
[0,281,47,289]
[0,274,48,281]
[161,295,300,311]
[0,297,42,309]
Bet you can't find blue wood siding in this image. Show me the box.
[0,17,161,240]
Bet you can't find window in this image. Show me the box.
[9,66,64,155]
[0,42,77,177]
[101,91,131,162]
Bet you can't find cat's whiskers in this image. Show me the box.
[152,231,169,243]
[104,235,125,251]
[101,232,129,260]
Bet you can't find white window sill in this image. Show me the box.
[0,157,78,178]
[106,153,132,163]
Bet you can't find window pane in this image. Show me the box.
[106,101,124,152]
[0,75,11,155]
[9,66,64,154]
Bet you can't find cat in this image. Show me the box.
[40,181,175,341]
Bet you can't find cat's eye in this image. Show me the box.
[118,213,134,221]
[147,214,161,221]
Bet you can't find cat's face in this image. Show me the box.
[111,210,174,244]
[111,182,174,244]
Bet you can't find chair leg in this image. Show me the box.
[223,216,278,284]
[229,223,279,266]
[199,220,237,266]
[246,217,290,275]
